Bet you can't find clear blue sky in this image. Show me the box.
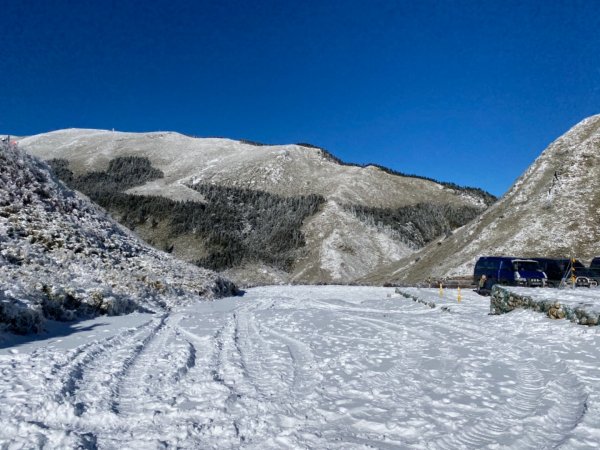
[2,0,599,196]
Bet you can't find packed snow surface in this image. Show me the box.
[2,286,600,448]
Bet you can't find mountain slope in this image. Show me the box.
[365,114,600,284]
[0,140,236,334]
[18,129,493,207]
[18,129,494,284]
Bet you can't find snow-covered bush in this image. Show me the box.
[0,140,237,334]
[0,293,45,335]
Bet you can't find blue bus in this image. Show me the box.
[474,256,546,291]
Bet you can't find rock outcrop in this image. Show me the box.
[491,286,599,326]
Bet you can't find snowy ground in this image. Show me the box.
[1,286,600,448]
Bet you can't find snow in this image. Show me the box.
[0,140,236,334]
[2,285,600,448]
[299,200,413,282]
[19,129,490,284]
[0,312,154,354]
[505,286,600,315]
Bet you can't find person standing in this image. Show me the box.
[478,274,488,294]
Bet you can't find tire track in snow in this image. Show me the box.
[317,294,588,448]
[394,292,589,447]
[431,316,589,449]
[266,296,434,446]
[208,298,329,447]
[210,310,279,445]
[313,307,431,395]
[113,314,191,416]
[2,286,598,449]
[0,317,161,449]
[64,315,167,417]
[233,307,294,400]
[259,325,320,400]
[57,324,153,409]
[106,320,242,448]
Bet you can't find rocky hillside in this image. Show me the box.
[18,129,495,285]
[365,114,600,284]
[0,140,236,334]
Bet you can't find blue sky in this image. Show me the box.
[2,0,599,196]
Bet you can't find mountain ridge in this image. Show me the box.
[17,128,496,206]
[18,128,494,285]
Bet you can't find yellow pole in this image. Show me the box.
[439,282,444,298]
[457,287,462,303]
[571,257,576,289]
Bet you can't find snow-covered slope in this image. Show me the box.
[18,129,492,284]
[18,129,490,208]
[0,141,236,334]
[367,114,600,283]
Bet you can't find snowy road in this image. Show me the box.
[2,286,600,448]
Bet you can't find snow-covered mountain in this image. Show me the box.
[18,129,494,285]
[0,140,236,334]
[366,114,600,284]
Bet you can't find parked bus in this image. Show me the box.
[474,257,546,292]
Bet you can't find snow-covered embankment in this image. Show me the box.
[491,285,600,325]
[0,140,236,334]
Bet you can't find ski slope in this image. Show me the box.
[1,286,600,448]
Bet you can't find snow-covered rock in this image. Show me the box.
[491,285,600,325]
[0,141,236,334]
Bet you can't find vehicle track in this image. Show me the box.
[113,314,187,416]
[2,286,599,449]
[65,315,167,417]
[308,296,589,448]
[430,313,589,448]
[0,317,162,448]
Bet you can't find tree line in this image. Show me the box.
[343,202,482,248]
[48,157,325,271]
